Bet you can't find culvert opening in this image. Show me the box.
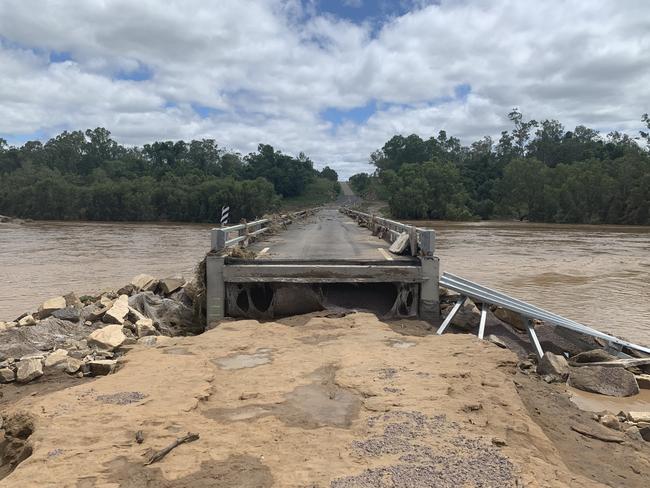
[226,282,417,320]
[250,284,273,312]
[321,283,398,316]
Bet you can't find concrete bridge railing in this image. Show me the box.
[211,208,319,252]
[340,207,435,257]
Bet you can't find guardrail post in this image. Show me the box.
[409,226,417,256]
[419,256,440,325]
[419,230,436,257]
[206,254,226,326]
[211,228,227,251]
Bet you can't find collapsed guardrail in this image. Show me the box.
[340,207,435,257]
[438,272,650,358]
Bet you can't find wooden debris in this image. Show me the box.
[144,432,199,465]
[135,430,144,444]
[570,425,624,443]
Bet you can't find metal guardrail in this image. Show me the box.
[438,272,650,357]
[340,207,435,257]
[211,208,318,251]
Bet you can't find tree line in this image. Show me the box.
[0,128,340,222]
[350,111,650,225]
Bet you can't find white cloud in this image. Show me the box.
[0,0,648,177]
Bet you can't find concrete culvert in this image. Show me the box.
[226,282,417,320]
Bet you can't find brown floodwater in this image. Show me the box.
[1,219,649,347]
[0,220,213,321]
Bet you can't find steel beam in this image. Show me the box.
[223,264,423,283]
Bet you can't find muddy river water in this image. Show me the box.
[1,219,649,347]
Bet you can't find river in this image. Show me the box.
[1,219,649,346]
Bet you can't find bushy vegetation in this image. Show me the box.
[0,128,339,222]
[352,111,650,224]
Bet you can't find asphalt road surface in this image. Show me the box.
[249,208,412,261]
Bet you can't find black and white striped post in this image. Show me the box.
[220,206,229,226]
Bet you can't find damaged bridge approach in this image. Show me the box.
[205,207,439,325]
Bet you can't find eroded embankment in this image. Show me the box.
[2,312,648,487]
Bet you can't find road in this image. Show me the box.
[249,208,413,261]
[338,181,361,206]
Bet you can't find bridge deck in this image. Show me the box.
[248,208,415,262]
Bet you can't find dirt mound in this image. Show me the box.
[0,313,647,487]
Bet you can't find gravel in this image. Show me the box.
[96,391,147,405]
[332,410,516,488]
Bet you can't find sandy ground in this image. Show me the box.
[1,312,648,487]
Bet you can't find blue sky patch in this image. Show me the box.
[49,50,73,63]
[2,129,49,146]
[313,0,437,25]
[454,83,471,101]
[114,62,153,81]
[191,103,224,118]
[322,100,377,125]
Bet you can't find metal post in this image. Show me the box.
[206,254,226,326]
[478,303,488,340]
[525,318,544,358]
[419,256,441,325]
[437,294,465,335]
[211,228,227,251]
[419,230,435,257]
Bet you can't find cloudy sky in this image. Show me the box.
[0,0,648,176]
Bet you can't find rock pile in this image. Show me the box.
[0,274,201,385]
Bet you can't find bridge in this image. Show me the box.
[205,205,650,359]
[206,206,439,324]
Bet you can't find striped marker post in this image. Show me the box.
[220,206,229,226]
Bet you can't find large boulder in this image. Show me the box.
[537,352,569,380]
[64,357,83,374]
[85,305,109,322]
[43,349,69,369]
[52,307,81,322]
[87,324,126,351]
[159,277,185,295]
[568,365,640,397]
[88,359,117,376]
[0,367,15,383]
[130,274,157,291]
[129,292,198,336]
[16,358,44,383]
[570,349,617,364]
[493,307,526,331]
[38,296,67,318]
[17,315,37,327]
[135,318,156,338]
[450,300,481,328]
[103,295,130,325]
